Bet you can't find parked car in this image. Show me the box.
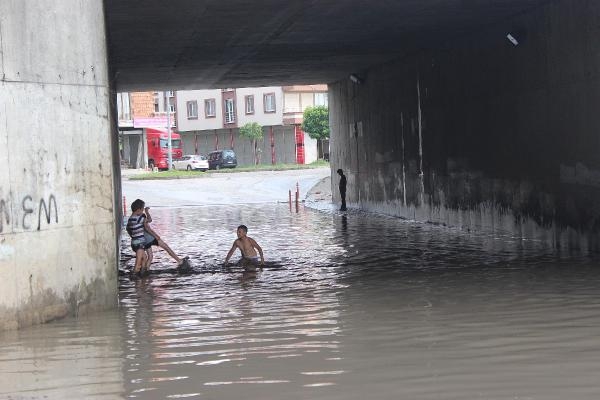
[172,155,209,171]
[208,149,237,170]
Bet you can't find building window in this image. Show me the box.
[314,93,328,107]
[245,95,255,114]
[168,90,175,97]
[168,100,175,113]
[186,101,198,119]
[154,96,160,113]
[224,98,236,123]
[264,93,276,113]
[205,99,216,118]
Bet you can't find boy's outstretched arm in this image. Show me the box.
[250,238,264,265]
[225,241,238,264]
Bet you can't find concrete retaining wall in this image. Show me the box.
[0,1,117,329]
[329,0,600,251]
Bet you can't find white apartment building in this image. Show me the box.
[177,87,283,132]
[175,86,328,166]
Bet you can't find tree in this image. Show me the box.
[302,106,329,159]
[239,122,264,165]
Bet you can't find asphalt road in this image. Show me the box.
[121,168,331,208]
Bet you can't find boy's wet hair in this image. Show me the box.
[131,199,145,212]
[237,225,248,233]
[337,169,343,174]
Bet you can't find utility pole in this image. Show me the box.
[166,91,172,170]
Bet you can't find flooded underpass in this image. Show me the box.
[2,203,600,399]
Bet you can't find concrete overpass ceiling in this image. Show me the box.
[106,0,550,91]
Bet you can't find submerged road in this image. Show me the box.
[3,167,600,399]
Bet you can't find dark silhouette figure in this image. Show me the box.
[337,169,347,211]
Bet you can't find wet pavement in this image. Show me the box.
[120,168,331,207]
[2,171,600,399]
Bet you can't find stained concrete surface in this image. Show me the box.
[329,0,600,251]
[105,0,550,90]
[0,0,117,331]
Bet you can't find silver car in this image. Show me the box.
[172,155,209,171]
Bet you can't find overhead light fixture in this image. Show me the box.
[349,73,364,84]
[506,33,519,46]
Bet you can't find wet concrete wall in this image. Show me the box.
[329,0,600,251]
[0,1,118,329]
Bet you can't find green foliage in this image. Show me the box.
[239,122,264,140]
[239,122,264,165]
[302,106,329,140]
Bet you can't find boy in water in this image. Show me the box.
[126,199,149,274]
[126,199,189,274]
[224,225,264,272]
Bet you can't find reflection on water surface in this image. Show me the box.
[2,204,600,399]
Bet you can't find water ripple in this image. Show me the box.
[2,204,600,399]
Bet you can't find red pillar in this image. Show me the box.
[295,125,305,164]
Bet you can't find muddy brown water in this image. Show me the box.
[2,204,600,399]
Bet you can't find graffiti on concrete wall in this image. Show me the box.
[0,193,58,233]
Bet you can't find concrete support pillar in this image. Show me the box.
[0,1,117,329]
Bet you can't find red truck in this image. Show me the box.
[146,128,183,170]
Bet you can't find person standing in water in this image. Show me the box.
[337,168,347,211]
[126,199,189,274]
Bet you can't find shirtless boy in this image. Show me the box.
[224,225,264,271]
